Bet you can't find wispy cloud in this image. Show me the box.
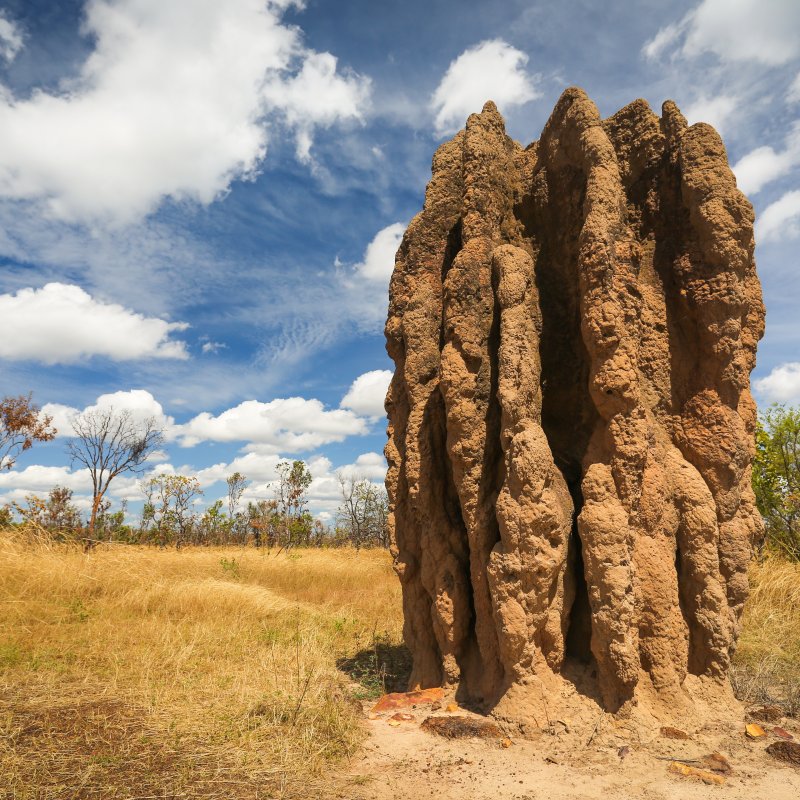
[0,10,22,63]
[643,0,800,66]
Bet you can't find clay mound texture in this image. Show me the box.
[384,88,764,724]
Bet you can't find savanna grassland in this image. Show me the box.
[1,530,798,799]
[0,531,404,799]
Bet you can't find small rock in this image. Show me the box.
[745,723,767,739]
[618,746,631,760]
[501,737,513,748]
[701,752,732,774]
[766,740,800,766]
[749,705,784,723]
[446,702,459,713]
[431,701,442,711]
[389,712,415,722]
[371,687,444,713]
[660,726,691,740]
[773,727,794,740]
[668,761,725,785]
[421,715,503,739]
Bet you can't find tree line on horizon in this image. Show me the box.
[2,391,799,560]
[0,393,389,550]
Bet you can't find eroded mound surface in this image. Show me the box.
[384,87,764,729]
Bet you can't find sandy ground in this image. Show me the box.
[340,698,800,800]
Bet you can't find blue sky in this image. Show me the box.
[0,0,799,520]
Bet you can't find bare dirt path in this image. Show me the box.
[340,699,800,800]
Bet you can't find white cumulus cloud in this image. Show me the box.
[195,451,282,487]
[340,370,392,419]
[196,450,386,518]
[431,39,539,137]
[755,189,800,242]
[336,451,387,481]
[0,283,188,363]
[354,222,405,283]
[263,50,370,162]
[0,464,92,495]
[43,389,176,438]
[0,0,370,224]
[683,94,738,136]
[644,0,800,65]
[754,362,800,403]
[733,123,800,195]
[176,397,368,450]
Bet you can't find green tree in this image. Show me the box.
[246,499,277,548]
[753,404,800,560]
[13,486,82,539]
[199,499,229,545]
[143,474,203,548]
[273,460,312,549]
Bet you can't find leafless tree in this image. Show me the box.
[226,471,247,518]
[67,408,164,538]
[336,473,389,550]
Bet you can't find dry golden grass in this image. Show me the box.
[732,556,800,714]
[2,527,798,799]
[0,530,403,799]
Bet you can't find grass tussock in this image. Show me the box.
[0,530,403,799]
[732,556,800,715]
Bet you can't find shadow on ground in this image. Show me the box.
[337,641,413,697]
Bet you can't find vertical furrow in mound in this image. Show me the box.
[537,88,646,710]
[488,243,574,685]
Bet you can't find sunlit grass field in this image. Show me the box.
[0,531,403,799]
[733,555,800,714]
[1,529,798,798]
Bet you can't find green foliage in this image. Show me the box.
[0,505,13,527]
[273,460,314,548]
[0,641,22,667]
[13,487,83,539]
[68,599,90,623]
[142,474,203,546]
[753,404,800,560]
[220,557,240,580]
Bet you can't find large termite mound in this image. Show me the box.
[384,88,765,729]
